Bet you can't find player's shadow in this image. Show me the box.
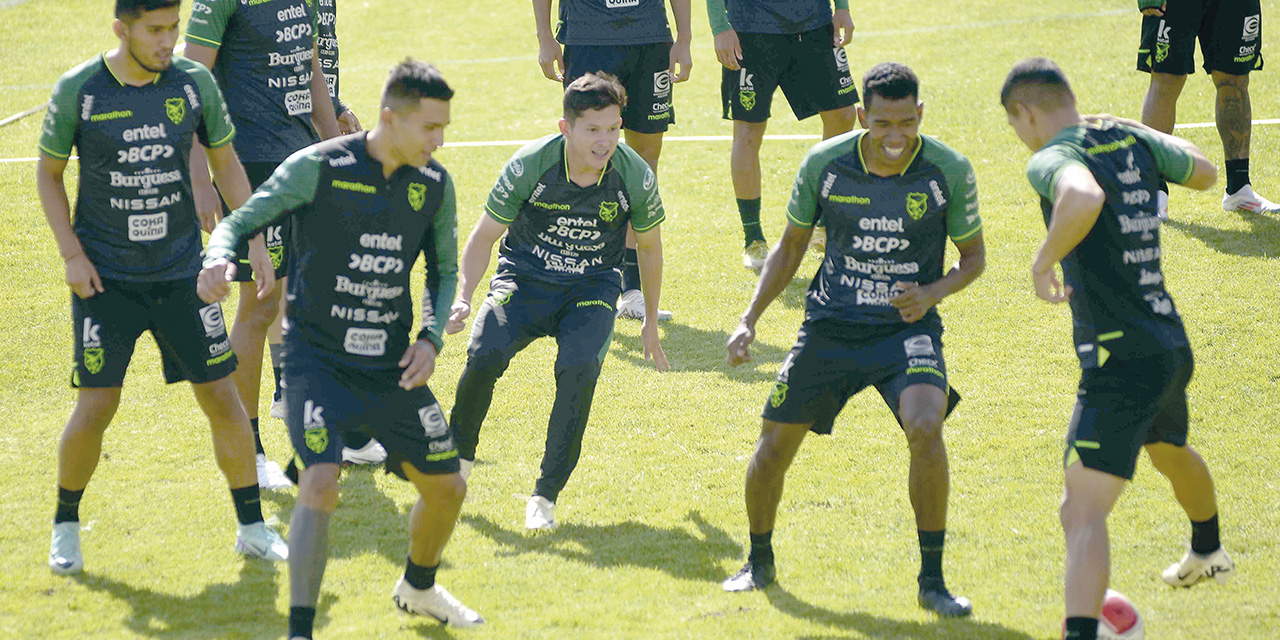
[767,587,1039,640]
[609,321,792,380]
[1165,209,1280,258]
[460,510,740,582]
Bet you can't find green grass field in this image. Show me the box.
[2,0,1278,638]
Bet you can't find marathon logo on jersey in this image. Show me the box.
[408,183,427,211]
[165,97,185,125]
[1243,15,1261,42]
[1155,19,1171,62]
[127,212,168,241]
[81,317,104,374]
[343,327,388,356]
[834,47,850,73]
[903,335,935,357]
[906,192,928,220]
[653,70,671,99]
[418,403,449,438]
[598,201,619,223]
[198,303,226,338]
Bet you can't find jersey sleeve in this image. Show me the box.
[185,0,235,48]
[1026,144,1086,201]
[419,174,459,352]
[706,0,732,34]
[483,136,555,224]
[1127,125,1196,186]
[37,69,84,160]
[943,155,982,242]
[179,57,236,148]
[616,145,665,232]
[204,148,322,264]
[785,146,829,228]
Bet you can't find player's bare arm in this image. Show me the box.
[1031,165,1105,303]
[890,233,985,324]
[37,155,103,298]
[309,46,340,139]
[532,0,565,81]
[832,7,855,46]
[446,214,509,334]
[727,222,813,365]
[206,142,275,298]
[634,224,669,370]
[670,0,693,82]
[707,0,742,70]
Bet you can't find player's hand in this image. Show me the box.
[670,40,693,83]
[641,318,669,371]
[64,253,104,299]
[726,321,755,366]
[337,108,362,134]
[246,236,276,300]
[398,339,438,389]
[1138,0,1165,17]
[1032,266,1072,303]
[445,299,471,334]
[889,281,940,324]
[537,36,565,82]
[193,177,222,233]
[714,29,743,71]
[832,9,855,46]
[198,258,238,304]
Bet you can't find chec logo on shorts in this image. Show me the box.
[598,200,618,223]
[906,192,929,220]
[199,303,225,338]
[83,348,105,375]
[407,182,426,211]
[165,97,185,125]
[418,403,449,438]
[769,382,788,408]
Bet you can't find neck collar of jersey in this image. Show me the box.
[857,131,923,176]
[561,136,608,187]
[102,51,162,87]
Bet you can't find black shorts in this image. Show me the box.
[284,343,460,478]
[721,24,858,123]
[762,319,958,434]
[1064,347,1194,480]
[1138,0,1264,75]
[226,161,289,282]
[466,272,620,369]
[564,42,675,134]
[70,277,237,388]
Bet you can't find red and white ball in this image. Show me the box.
[1097,589,1144,640]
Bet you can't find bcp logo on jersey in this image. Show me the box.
[418,403,449,438]
[906,192,929,220]
[598,201,619,223]
[165,97,185,125]
[199,303,226,338]
[408,182,426,211]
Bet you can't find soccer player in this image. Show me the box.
[708,0,858,270]
[37,0,287,575]
[317,0,362,136]
[185,0,342,489]
[445,73,669,530]
[198,59,481,636]
[1137,0,1276,216]
[723,63,982,618]
[534,0,691,320]
[1001,58,1235,640]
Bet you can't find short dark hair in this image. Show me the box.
[116,0,181,22]
[381,58,454,112]
[563,72,627,123]
[1000,57,1075,112]
[862,62,919,109]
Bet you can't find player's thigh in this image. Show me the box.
[150,278,238,384]
[721,32,785,122]
[562,44,628,85]
[873,327,955,431]
[554,276,622,370]
[370,384,461,479]
[283,354,356,470]
[1065,362,1173,480]
[70,281,150,388]
[1201,0,1263,74]
[776,24,858,121]
[761,321,866,436]
[465,276,551,365]
[617,43,674,134]
[230,161,289,282]
[1137,0,1202,74]
[1145,347,1194,448]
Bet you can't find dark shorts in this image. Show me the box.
[466,272,620,368]
[1138,0,1264,75]
[226,161,289,282]
[1064,346,1194,480]
[762,319,958,434]
[70,277,236,388]
[564,42,675,134]
[284,343,460,478]
[721,24,859,122]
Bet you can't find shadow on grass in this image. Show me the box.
[609,319,794,379]
[1165,209,1280,258]
[767,587,1039,640]
[460,510,740,582]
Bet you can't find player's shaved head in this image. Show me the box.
[563,72,627,123]
[381,58,454,113]
[115,0,181,22]
[862,62,919,110]
[1000,58,1075,113]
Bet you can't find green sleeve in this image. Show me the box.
[37,62,93,159]
[1026,144,1085,201]
[834,0,849,9]
[204,148,322,264]
[175,56,235,148]
[785,135,849,228]
[612,145,665,232]
[185,0,235,48]
[1126,125,1196,186]
[939,153,982,242]
[483,135,557,224]
[707,0,732,34]
[420,175,459,352]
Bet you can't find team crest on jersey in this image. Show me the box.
[769,382,788,408]
[598,201,618,223]
[408,182,427,211]
[82,348,104,375]
[906,192,928,220]
[739,90,756,111]
[165,97,185,125]
[304,427,328,453]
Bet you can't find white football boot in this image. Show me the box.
[49,521,84,575]
[392,578,484,627]
[1222,184,1280,214]
[1162,546,1234,587]
[235,521,289,562]
[525,495,556,530]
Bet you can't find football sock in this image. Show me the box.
[288,606,315,640]
[1158,177,1169,196]
[621,248,641,292]
[1225,159,1250,195]
[250,417,265,456]
[230,484,265,525]
[405,559,438,590]
[1191,513,1220,555]
[737,198,764,246]
[290,506,330,606]
[269,343,285,401]
[1063,617,1098,640]
[54,487,84,524]
[748,530,774,565]
[918,529,946,582]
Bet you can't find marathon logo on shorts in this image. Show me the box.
[903,335,935,357]
[127,212,168,241]
[343,327,387,356]
[199,303,227,338]
[418,403,449,438]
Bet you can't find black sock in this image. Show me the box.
[918,529,945,583]
[621,248,641,292]
[1191,513,1220,555]
[737,198,764,246]
[1225,158,1250,195]
[54,487,84,524]
[270,343,285,401]
[250,417,265,456]
[1158,177,1169,194]
[230,484,264,525]
[1064,616,1098,640]
[748,530,774,565]
[288,606,316,639]
[404,558,438,590]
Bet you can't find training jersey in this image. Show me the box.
[708,0,844,35]
[315,0,347,116]
[39,54,235,282]
[556,0,672,46]
[787,131,982,327]
[205,133,458,367]
[484,134,664,285]
[186,0,319,163]
[1026,121,1194,368]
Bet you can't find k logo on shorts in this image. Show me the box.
[906,192,929,220]
[408,182,426,211]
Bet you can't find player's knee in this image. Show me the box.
[554,359,602,386]
[901,412,944,449]
[1211,71,1248,91]
[234,290,281,330]
[298,465,341,511]
[1149,72,1187,95]
[415,471,466,506]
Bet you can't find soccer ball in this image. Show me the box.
[1097,589,1144,639]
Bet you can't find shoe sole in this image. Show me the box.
[49,560,83,575]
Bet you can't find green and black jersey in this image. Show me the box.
[557,0,672,45]
[205,133,458,368]
[787,131,982,327]
[39,54,235,281]
[186,0,319,163]
[1026,121,1194,367]
[708,0,846,35]
[315,0,346,116]
[484,134,664,284]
